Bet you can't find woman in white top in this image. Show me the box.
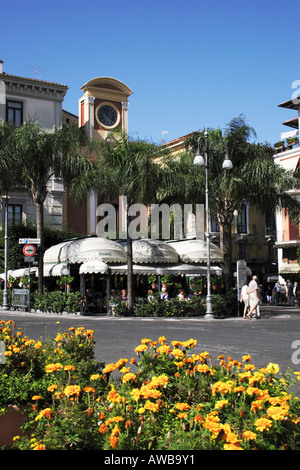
[240,281,250,318]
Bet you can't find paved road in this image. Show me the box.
[1,305,300,381]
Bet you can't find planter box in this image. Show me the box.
[0,405,28,449]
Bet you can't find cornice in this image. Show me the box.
[81,77,132,97]
[0,73,68,101]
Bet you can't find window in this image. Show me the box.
[238,242,248,261]
[6,100,23,126]
[237,204,247,233]
[8,204,22,225]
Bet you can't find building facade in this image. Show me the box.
[0,60,68,230]
[64,76,133,235]
[274,97,300,282]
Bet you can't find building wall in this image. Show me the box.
[0,60,68,231]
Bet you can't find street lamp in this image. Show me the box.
[2,193,9,310]
[194,129,232,318]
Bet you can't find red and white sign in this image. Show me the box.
[23,244,36,257]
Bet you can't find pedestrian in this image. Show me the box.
[266,284,273,305]
[248,275,260,319]
[240,281,250,318]
[273,280,281,305]
[291,281,298,306]
[286,280,293,305]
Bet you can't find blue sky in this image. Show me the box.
[1,0,300,145]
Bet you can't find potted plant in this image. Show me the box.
[274,141,285,152]
[286,136,299,148]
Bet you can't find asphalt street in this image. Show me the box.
[1,305,300,389]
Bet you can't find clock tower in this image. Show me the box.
[79,77,132,140]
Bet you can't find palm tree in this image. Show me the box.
[163,116,300,292]
[6,121,93,294]
[71,131,169,310]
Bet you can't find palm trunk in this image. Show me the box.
[36,201,44,295]
[219,220,233,294]
[126,214,133,313]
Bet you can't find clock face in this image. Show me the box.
[97,105,118,127]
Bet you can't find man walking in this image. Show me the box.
[247,275,260,319]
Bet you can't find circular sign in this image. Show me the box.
[23,244,36,256]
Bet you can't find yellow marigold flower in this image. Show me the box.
[242,354,251,362]
[171,348,185,358]
[177,412,188,419]
[174,402,190,412]
[106,416,124,425]
[32,395,42,401]
[157,345,171,354]
[144,401,160,412]
[242,431,257,440]
[107,385,122,403]
[122,372,136,383]
[135,344,148,354]
[254,417,272,432]
[267,406,289,420]
[47,385,58,392]
[84,386,96,393]
[140,386,162,400]
[45,363,63,373]
[141,338,152,344]
[251,400,263,413]
[34,341,42,349]
[90,374,100,380]
[103,363,117,374]
[266,363,280,374]
[35,408,52,421]
[130,388,142,401]
[212,380,234,396]
[64,385,81,397]
[12,347,20,353]
[195,364,210,374]
[32,443,46,450]
[120,366,130,374]
[64,365,75,371]
[158,335,167,343]
[182,339,197,348]
[151,375,169,387]
[115,358,128,368]
[215,400,229,409]
[224,442,243,450]
[55,333,63,342]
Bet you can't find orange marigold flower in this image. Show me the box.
[144,401,160,412]
[156,345,171,354]
[254,417,272,432]
[45,363,63,373]
[99,423,108,434]
[64,365,75,371]
[103,363,117,374]
[35,408,52,421]
[135,344,148,354]
[158,335,167,343]
[64,385,81,397]
[122,372,136,383]
[84,386,96,393]
[242,431,257,440]
[194,414,204,424]
[174,402,190,412]
[267,406,289,420]
[107,385,122,403]
[32,395,42,401]
[177,412,188,419]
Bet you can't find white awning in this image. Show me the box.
[43,263,69,277]
[110,263,222,277]
[43,237,127,266]
[79,260,108,274]
[0,268,37,279]
[123,238,179,264]
[168,239,223,263]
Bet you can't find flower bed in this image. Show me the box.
[0,321,299,450]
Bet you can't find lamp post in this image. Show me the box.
[2,193,9,310]
[194,129,232,318]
